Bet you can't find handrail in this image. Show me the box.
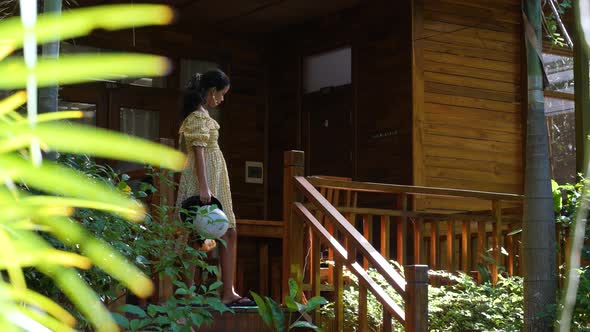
[293,202,406,322]
[308,176,524,201]
[290,175,428,331]
[294,176,407,294]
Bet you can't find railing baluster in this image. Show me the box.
[491,200,502,285]
[381,215,391,259]
[477,220,486,283]
[358,280,368,332]
[506,230,514,276]
[363,214,373,269]
[461,220,471,272]
[447,218,456,273]
[413,218,423,264]
[312,232,321,324]
[383,309,393,332]
[430,220,438,270]
[334,257,344,332]
[397,193,408,265]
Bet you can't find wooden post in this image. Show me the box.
[259,242,269,296]
[492,200,503,285]
[282,150,305,302]
[413,218,423,264]
[405,265,428,332]
[380,215,391,259]
[429,221,438,271]
[397,193,408,265]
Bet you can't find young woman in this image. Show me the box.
[177,69,253,306]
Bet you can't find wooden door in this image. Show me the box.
[303,85,354,178]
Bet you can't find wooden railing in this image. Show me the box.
[306,174,525,285]
[283,151,428,331]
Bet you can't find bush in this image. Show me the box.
[321,264,523,332]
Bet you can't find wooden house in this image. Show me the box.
[59,0,577,330]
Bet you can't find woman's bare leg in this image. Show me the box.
[220,228,242,303]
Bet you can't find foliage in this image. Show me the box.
[115,281,232,332]
[543,0,572,47]
[251,278,327,332]
[23,154,229,330]
[553,177,590,330]
[321,263,524,332]
[0,3,187,331]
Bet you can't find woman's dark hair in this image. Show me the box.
[182,69,230,120]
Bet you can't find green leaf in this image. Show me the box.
[130,319,141,332]
[250,291,273,327]
[305,296,328,312]
[119,304,147,318]
[552,179,563,213]
[285,296,300,312]
[289,321,321,330]
[189,313,204,327]
[208,281,223,291]
[0,54,170,89]
[266,297,285,332]
[0,4,174,50]
[111,313,130,329]
[288,278,299,299]
[0,122,186,171]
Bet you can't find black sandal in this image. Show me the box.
[225,297,257,307]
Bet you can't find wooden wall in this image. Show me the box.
[267,0,413,219]
[412,0,524,211]
[78,28,268,219]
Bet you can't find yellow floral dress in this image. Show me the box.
[177,111,236,228]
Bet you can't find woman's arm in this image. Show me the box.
[193,146,211,203]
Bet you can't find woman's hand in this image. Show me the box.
[200,186,212,204]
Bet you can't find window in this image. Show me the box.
[303,47,352,94]
[543,52,576,184]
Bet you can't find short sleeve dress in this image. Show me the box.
[176,111,236,228]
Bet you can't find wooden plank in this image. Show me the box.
[424,71,519,94]
[423,146,522,168]
[426,177,523,195]
[308,177,524,201]
[423,133,521,154]
[506,231,514,276]
[425,81,518,103]
[259,243,269,296]
[424,0,521,24]
[423,40,519,63]
[426,156,522,175]
[424,50,518,73]
[425,166,521,186]
[423,10,519,34]
[424,60,519,84]
[424,123,523,144]
[425,102,522,129]
[237,220,284,239]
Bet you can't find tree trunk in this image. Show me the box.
[522,1,557,331]
[39,0,62,160]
